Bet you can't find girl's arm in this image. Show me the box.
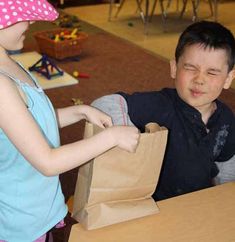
[0,77,139,176]
[56,105,113,129]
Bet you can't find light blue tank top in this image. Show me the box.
[0,64,68,241]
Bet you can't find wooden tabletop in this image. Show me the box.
[69,182,235,242]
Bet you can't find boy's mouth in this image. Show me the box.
[190,89,204,97]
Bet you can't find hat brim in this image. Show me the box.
[0,0,59,29]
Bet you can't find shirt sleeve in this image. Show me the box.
[118,89,173,132]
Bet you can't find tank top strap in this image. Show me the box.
[0,68,22,86]
[0,62,42,91]
[16,61,41,89]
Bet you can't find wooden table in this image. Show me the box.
[69,182,235,242]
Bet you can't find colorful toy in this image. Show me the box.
[72,98,83,105]
[54,34,60,42]
[73,71,90,78]
[55,13,80,28]
[52,28,80,42]
[29,54,63,80]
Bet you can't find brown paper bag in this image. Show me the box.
[72,122,168,230]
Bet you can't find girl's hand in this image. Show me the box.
[107,126,140,153]
[82,105,113,128]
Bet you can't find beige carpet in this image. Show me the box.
[64,0,235,89]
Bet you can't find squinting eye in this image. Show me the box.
[208,72,217,76]
[183,64,196,71]
[184,67,196,71]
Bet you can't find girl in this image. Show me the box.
[0,1,139,241]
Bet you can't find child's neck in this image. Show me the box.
[199,102,217,125]
[0,52,18,72]
[0,49,11,63]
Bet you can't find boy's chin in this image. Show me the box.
[188,99,215,111]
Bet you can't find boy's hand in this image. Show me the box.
[108,126,140,153]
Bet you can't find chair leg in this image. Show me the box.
[149,0,172,22]
[136,0,146,23]
[159,0,168,31]
[162,0,172,18]
[108,0,115,21]
[179,0,188,18]
[191,0,199,21]
[114,0,127,18]
[135,0,143,14]
[144,0,150,34]
[179,0,215,21]
[149,0,158,22]
[207,0,214,16]
[212,0,218,21]
[166,0,172,10]
[113,0,147,26]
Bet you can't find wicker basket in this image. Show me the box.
[34,28,88,60]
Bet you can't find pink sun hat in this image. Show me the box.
[0,0,59,29]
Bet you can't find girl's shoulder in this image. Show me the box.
[0,69,17,87]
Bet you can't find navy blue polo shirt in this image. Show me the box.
[119,88,235,201]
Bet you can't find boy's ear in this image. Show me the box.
[223,69,235,89]
[170,59,177,79]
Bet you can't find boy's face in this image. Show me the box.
[170,44,235,113]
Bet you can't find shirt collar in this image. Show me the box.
[174,91,222,129]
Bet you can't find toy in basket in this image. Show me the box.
[34,28,88,60]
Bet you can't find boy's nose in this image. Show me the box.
[193,73,205,85]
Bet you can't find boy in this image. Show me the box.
[92,21,235,201]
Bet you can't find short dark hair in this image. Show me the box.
[175,21,235,71]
